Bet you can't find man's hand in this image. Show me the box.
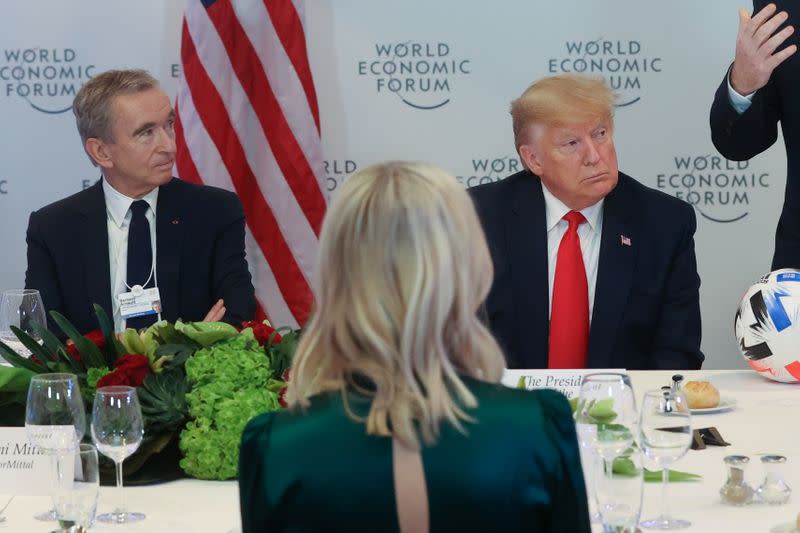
[203,298,226,322]
[730,3,797,95]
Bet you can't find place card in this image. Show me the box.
[0,427,66,495]
[501,369,626,399]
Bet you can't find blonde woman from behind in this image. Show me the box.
[238,161,590,533]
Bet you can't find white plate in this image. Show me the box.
[690,396,736,414]
[769,522,797,533]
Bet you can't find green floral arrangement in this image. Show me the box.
[0,304,297,483]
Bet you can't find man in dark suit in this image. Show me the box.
[710,2,798,269]
[25,69,256,334]
[471,74,703,370]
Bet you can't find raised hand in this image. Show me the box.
[730,3,797,95]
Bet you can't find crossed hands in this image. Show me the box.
[730,3,798,95]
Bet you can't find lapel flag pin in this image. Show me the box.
[620,235,631,246]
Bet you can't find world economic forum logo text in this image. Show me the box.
[1,47,95,114]
[358,41,470,110]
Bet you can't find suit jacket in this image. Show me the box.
[710,0,800,269]
[470,170,703,370]
[238,377,590,533]
[25,178,256,335]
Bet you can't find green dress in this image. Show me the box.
[239,376,590,532]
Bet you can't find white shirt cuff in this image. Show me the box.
[727,74,754,114]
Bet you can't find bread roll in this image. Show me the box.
[683,381,720,409]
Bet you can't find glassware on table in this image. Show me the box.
[639,388,692,530]
[595,446,644,533]
[91,386,145,524]
[52,443,99,530]
[756,455,791,505]
[575,373,638,523]
[0,288,46,359]
[720,455,755,506]
[25,373,86,522]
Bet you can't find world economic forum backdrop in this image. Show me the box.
[0,0,781,369]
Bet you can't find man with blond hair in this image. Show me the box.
[25,69,255,334]
[471,74,703,370]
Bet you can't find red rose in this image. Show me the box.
[113,354,151,387]
[84,330,106,349]
[282,368,291,382]
[65,342,81,363]
[241,320,282,346]
[96,354,151,389]
[65,329,104,364]
[96,370,130,388]
[278,386,288,408]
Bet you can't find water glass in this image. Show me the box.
[595,447,644,532]
[91,386,145,524]
[0,288,46,358]
[25,373,86,522]
[575,373,638,523]
[53,443,99,529]
[639,388,692,529]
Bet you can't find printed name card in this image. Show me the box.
[501,369,626,399]
[0,427,69,495]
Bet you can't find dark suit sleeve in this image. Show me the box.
[24,209,64,331]
[239,413,275,533]
[650,206,704,370]
[212,194,256,325]
[710,69,781,161]
[537,390,591,533]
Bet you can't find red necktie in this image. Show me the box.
[548,211,589,369]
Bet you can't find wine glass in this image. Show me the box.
[639,389,693,530]
[595,446,644,533]
[25,373,86,522]
[91,386,145,524]
[52,443,99,530]
[0,288,46,359]
[575,373,637,522]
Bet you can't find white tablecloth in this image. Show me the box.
[625,370,800,533]
[2,369,798,532]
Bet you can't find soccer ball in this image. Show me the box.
[735,269,800,383]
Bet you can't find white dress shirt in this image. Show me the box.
[102,179,159,332]
[541,181,604,322]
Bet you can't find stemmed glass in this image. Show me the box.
[52,443,99,530]
[91,386,145,524]
[574,373,638,523]
[0,288,46,359]
[25,373,86,522]
[639,389,693,530]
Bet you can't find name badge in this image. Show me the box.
[118,286,162,319]
[502,369,626,399]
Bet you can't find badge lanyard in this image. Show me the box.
[113,209,162,323]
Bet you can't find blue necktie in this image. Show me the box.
[126,200,156,330]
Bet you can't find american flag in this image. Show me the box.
[174,0,326,329]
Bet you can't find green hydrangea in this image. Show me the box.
[86,367,111,395]
[179,332,280,480]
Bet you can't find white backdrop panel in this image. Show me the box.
[0,0,784,369]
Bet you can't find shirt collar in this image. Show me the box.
[540,181,603,233]
[102,178,159,229]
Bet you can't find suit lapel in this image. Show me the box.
[77,181,113,320]
[588,175,638,368]
[508,174,549,369]
[155,179,183,321]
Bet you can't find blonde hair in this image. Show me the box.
[510,74,615,148]
[287,161,505,448]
